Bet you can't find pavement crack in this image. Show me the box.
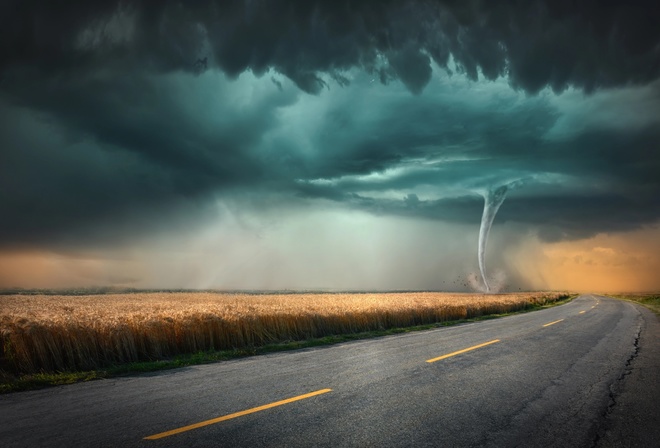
[589,321,642,448]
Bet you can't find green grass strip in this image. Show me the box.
[608,294,660,315]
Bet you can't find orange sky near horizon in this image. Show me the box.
[511,225,660,293]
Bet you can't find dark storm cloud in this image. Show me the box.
[2,0,659,93]
[0,73,299,247]
[292,80,660,238]
[1,0,659,250]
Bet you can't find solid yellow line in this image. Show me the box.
[426,339,500,363]
[579,310,586,314]
[543,319,564,327]
[144,388,332,440]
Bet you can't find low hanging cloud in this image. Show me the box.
[2,0,659,93]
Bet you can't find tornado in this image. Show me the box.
[478,185,509,292]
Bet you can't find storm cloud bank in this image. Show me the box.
[0,0,659,289]
[2,0,659,94]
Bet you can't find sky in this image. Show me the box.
[1,0,659,292]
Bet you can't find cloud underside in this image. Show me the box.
[3,1,659,93]
[0,0,659,251]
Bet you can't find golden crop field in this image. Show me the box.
[0,291,567,375]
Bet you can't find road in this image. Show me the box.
[1,294,658,447]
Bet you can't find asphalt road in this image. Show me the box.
[1,294,658,448]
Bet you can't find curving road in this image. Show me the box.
[1,295,658,447]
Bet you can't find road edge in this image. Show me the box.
[593,298,660,447]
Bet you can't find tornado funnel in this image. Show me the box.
[478,185,509,292]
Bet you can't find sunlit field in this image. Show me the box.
[1,292,568,375]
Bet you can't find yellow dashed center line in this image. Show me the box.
[543,319,564,327]
[426,339,500,363]
[144,388,332,440]
[579,310,586,314]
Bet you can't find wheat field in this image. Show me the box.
[0,291,567,374]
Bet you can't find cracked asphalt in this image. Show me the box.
[593,303,660,448]
[1,294,657,447]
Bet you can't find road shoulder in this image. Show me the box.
[595,302,660,447]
